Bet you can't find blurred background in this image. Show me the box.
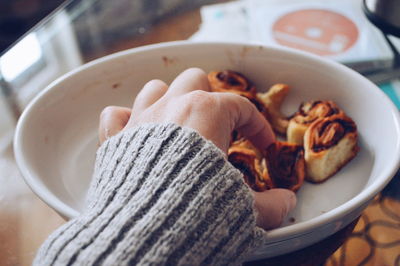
[0,0,66,53]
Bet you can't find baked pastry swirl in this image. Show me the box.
[228,139,305,192]
[304,114,359,183]
[208,70,269,119]
[228,139,273,192]
[264,142,305,192]
[208,70,256,99]
[209,69,359,188]
[287,101,343,144]
[257,84,290,135]
[287,100,343,144]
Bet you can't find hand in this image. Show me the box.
[98,68,296,230]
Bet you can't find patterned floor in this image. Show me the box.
[326,177,400,266]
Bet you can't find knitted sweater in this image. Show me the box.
[34,123,265,265]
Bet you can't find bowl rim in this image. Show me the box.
[14,40,400,240]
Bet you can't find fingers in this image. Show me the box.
[132,79,168,115]
[99,106,131,144]
[253,189,296,230]
[218,93,276,149]
[166,68,210,96]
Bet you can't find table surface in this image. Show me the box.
[0,0,399,265]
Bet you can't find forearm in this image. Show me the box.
[34,123,264,265]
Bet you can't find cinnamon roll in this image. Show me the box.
[208,70,256,99]
[304,114,359,183]
[228,139,305,192]
[228,139,273,192]
[263,142,305,192]
[257,84,290,135]
[210,69,359,187]
[287,100,344,145]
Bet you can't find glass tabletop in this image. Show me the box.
[0,0,399,265]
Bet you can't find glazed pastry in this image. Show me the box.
[228,139,305,192]
[257,84,290,135]
[211,69,359,187]
[228,139,273,192]
[287,100,343,145]
[263,141,305,192]
[303,114,359,183]
[208,70,256,99]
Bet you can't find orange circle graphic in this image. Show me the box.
[272,9,359,56]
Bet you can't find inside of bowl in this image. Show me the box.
[18,43,399,223]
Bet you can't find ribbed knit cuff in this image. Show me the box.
[35,123,264,265]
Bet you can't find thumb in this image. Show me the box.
[99,106,131,144]
[253,189,296,230]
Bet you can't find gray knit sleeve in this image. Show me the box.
[34,123,265,265]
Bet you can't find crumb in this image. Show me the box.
[112,83,121,89]
[161,56,178,67]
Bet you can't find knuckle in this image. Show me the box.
[184,67,206,77]
[184,90,216,108]
[137,79,165,99]
[100,106,118,119]
[220,92,246,113]
[144,79,164,89]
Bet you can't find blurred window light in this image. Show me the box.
[0,33,42,82]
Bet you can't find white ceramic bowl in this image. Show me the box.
[14,41,400,259]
